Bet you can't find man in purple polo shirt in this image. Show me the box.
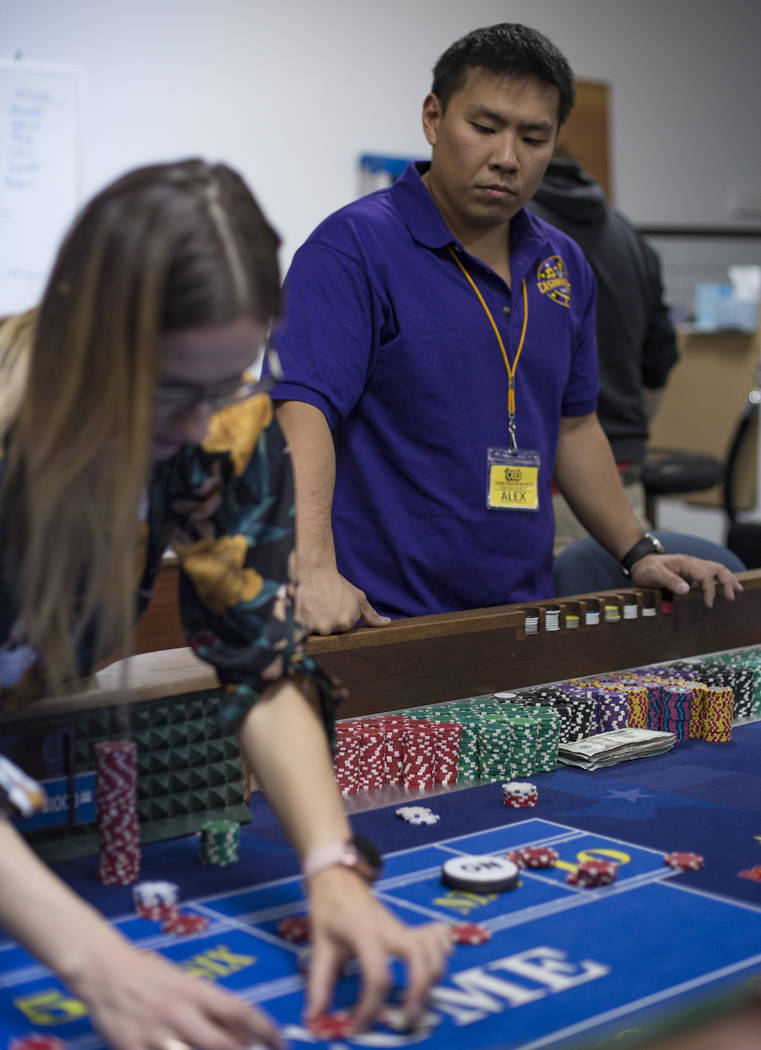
[271,23,740,634]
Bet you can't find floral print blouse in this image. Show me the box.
[0,394,345,738]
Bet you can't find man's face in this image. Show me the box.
[423,67,559,237]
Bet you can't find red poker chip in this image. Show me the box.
[567,859,618,887]
[509,846,558,869]
[136,904,179,922]
[10,1036,68,1050]
[308,1012,354,1039]
[161,912,210,935]
[664,851,704,871]
[448,922,492,945]
[277,916,311,942]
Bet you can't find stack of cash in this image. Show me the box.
[557,727,675,770]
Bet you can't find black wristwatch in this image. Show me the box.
[620,532,666,577]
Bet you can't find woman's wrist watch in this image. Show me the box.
[303,835,382,883]
[620,532,666,577]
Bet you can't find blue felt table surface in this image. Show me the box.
[49,721,761,917]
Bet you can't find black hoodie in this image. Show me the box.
[527,158,678,464]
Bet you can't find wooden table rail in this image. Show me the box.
[7,570,761,722]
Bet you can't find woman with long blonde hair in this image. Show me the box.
[0,160,450,1050]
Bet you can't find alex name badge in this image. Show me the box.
[487,447,541,511]
[446,247,538,511]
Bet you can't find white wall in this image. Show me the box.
[2,0,761,273]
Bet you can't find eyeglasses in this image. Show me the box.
[156,343,284,414]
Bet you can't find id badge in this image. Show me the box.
[486,447,541,511]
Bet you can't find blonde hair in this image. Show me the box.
[0,309,36,441]
[1,159,281,692]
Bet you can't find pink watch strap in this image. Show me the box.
[302,840,355,880]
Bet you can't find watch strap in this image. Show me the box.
[302,836,381,883]
[620,533,665,576]
[303,840,358,880]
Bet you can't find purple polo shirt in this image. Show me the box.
[272,162,598,617]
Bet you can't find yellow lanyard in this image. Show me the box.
[448,246,528,450]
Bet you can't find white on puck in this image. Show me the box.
[441,854,520,893]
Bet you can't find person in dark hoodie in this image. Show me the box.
[527,153,679,552]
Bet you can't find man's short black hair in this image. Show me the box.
[431,23,576,126]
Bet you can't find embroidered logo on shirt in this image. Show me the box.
[537,255,571,307]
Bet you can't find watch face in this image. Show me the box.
[646,533,666,554]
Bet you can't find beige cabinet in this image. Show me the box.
[648,325,761,509]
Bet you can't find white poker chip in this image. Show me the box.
[395,806,440,825]
[378,1005,440,1034]
[441,854,520,893]
[502,781,537,796]
[133,881,179,907]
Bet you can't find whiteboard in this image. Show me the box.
[0,60,84,315]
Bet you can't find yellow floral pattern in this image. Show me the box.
[202,394,273,477]
[174,535,264,614]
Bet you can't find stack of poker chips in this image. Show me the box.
[333,721,361,795]
[95,739,141,885]
[402,720,436,789]
[339,646,761,792]
[477,721,514,780]
[508,845,559,868]
[705,650,761,717]
[502,780,538,808]
[331,714,463,794]
[408,697,559,782]
[700,686,734,742]
[380,715,413,785]
[516,687,596,743]
[566,680,653,735]
[198,819,240,866]
[661,683,700,741]
[133,880,179,921]
[525,706,561,772]
[543,606,561,631]
[356,721,387,790]
[575,668,739,744]
[434,722,463,784]
[617,685,649,729]
[567,858,618,887]
[591,689,631,733]
[669,659,757,719]
[498,713,544,777]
